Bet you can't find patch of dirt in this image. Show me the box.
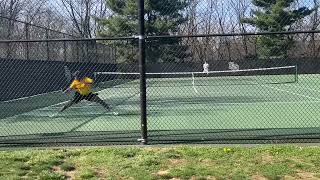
[154,170,170,176]
[251,174,268,180]
[169,158,186,166]
[283,175,295,180]
[65,170,76,180]
[283,175,296,180]
[189,176,216,180]
[51,165,76,180]
[205,176,217,180]
[94,168,105,178]
[261,154,274,164]
[290,158,314,168]
[296,172,320,179]
[199,159,215,165]
[51,166,61,172]
[283,172,320,180]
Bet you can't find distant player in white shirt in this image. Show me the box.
[228,62,239,70]
[203,61,209,74]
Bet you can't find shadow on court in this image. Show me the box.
[0,92,69,119]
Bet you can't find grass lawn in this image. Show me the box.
[0,145,320,179]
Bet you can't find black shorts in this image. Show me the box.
[72,92,97,103]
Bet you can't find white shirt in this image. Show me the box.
[203,62,209,72]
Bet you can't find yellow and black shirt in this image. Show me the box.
[69,77,93,95]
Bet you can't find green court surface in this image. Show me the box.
[1,73,320,146]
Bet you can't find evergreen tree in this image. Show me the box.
[96,0,189,63]
[242,0,315,58]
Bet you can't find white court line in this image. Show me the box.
[151,99,320,106]
[4,82,140,119]
[3,93,98,119]
[284,83,320,94]
[38,103,136,111]
[2,90,61,103]
[260,84,320,101]
[4,101,69,120]
[1,77,125,104]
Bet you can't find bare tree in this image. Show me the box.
[22,0,47,22]
[91,0,109,36]
[230,0,251,58]
[0,0,51,39]
[58,0,108,38]
[183,0,199,61]
[184,0,221,62]
[0,0,25,19]
[0,0,26,39]
[202,0,216,62]
[310,0,320,57]
[0,0,29,58]
[212,1,233,61]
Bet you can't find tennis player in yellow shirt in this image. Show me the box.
[57,71,113,114]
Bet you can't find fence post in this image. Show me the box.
[63,35,67,62]
[46,29,50,61]
[114,46,117,63]
[312,32,316,58]
[74,41,82,62]
[25,23,29,60]
[6,19,11,59]
[138,0,148,145]
[94,41,98,63]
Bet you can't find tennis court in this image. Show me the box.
[0,66,320,146]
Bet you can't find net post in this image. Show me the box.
[138,0,148,145]
[191,72,198,93]
[192,72,195,85]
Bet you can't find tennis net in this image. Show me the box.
[94,65,298,89]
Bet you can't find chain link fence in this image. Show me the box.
[0,15,76,40]
[143,31,319,144]
[0,0,320,147]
